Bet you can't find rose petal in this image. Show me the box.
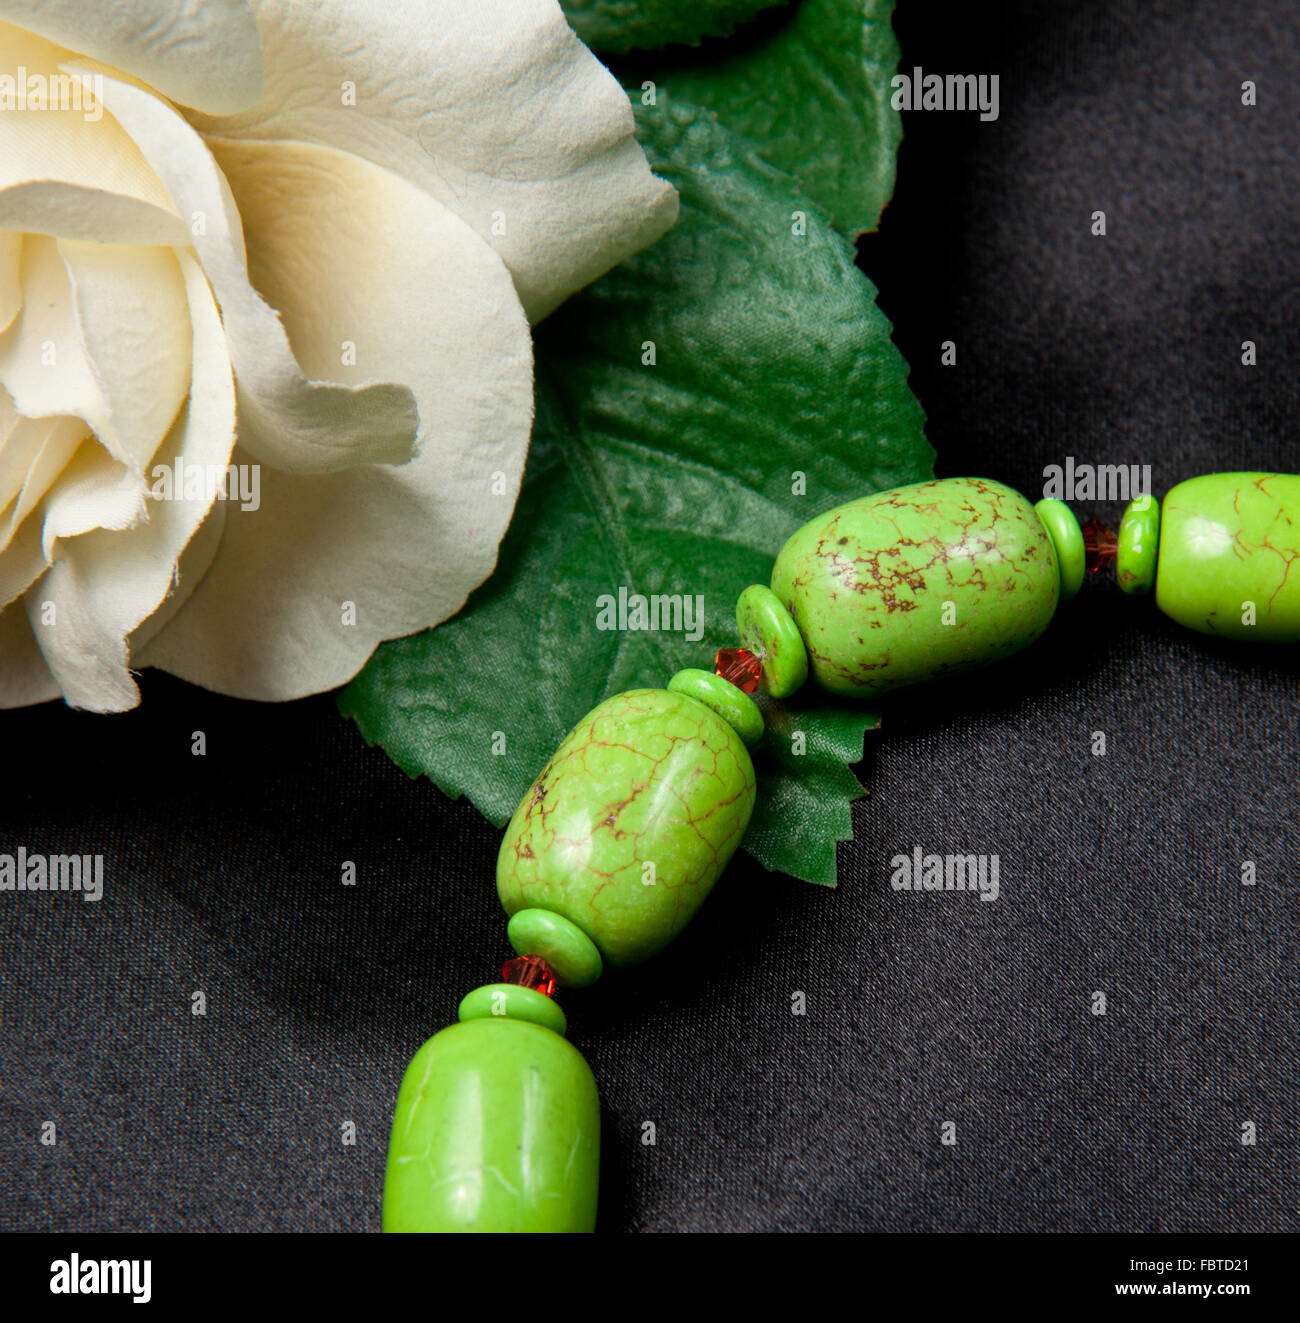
[0,393,64,605]
[0,230,20,333]
[0,511,47,609]
[23,249,236,711]
[0,412,85,555]
[0,27,202,245]
[0,181,188,247]
[0,23,182,226]
[185,0,678,320]
[0,0,264,115]
[0,228,187,486]
[58,237,191,472]
[0,235,107,439]
[128,496,225,655]
[0,596,58,706]
[140,140,533,700]
[94,70,420,476]
[0,424,133,622]
[38,445,146,563]
[0,385,32,510]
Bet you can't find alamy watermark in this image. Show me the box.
[890,846,1000,901]
[891,68,1000,122]
[1042,459,1152,503]
[149,458,261,512]
[595,587,705,642]
[0,847,103,901]
[50,1255,150,1304]
[0,67,103,122]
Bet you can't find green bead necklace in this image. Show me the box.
[381,471,1300,1232]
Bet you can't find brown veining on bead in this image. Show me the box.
[771,478,1060,698]
[497,690,756,966]
[1158,473,1300,638]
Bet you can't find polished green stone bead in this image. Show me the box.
[497,689,756,966]
[1117,494,1160,596]
[458,982,567,1036]
[1156,472,1300,641]
[667,667,764,746]
[735,584,809,697]
[383,1018,599,1232]
[1033,498,1085,599]
[770,478,1060,698]
[507,909,603,988]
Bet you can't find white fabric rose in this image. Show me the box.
[0,0,677,710]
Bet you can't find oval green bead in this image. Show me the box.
[770,478,1060,699]
[735,584,809,697]
[1033,498,1085,599]
[1117,494,1160,596]
[383,1018,599,1232]
[507,909,603,988]
[497,689,756,966]
[666,668,764,746]
[1156,472,1300,641]
[457,982,567,1036]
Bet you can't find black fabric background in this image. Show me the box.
[2,0,1297,1233]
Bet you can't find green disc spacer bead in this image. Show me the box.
[508,909,603,988]
[735,584,809,698]
[1116,494,1160,596]
[1034,498,1085,599]
[666,668,764,746]
[458,983,567,1037]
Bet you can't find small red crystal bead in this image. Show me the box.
[502,954,557,997]
[714,646,763,694]
[1081,517,1119,574]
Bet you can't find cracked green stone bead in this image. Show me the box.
[383,1017,599,1232]
[667,667,764,746]
[1117,494,1160,596]
[1156,472,1300,641]
[735,584,808,697]
[770,477,1060,699]
[497,689,756,966]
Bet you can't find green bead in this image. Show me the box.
[735,584,809,697]
[1117,494,1160,596]
[1033,498,1085,599]
[383,1019,599,1232]
[497,689,756,966]
[507,909,603,988]
[771,478,1060,699]
[458,982,567,1036]
[1156,472,1300,641]
[666,668,764,746]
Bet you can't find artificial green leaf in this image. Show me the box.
[340,98,931,883]
[560,0,788,54]
[626,0,902,235]
[746,693,880,884]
